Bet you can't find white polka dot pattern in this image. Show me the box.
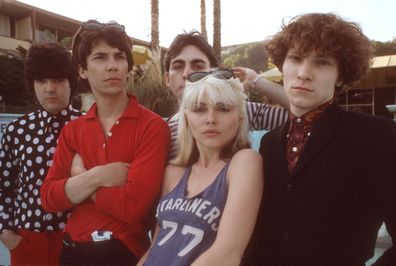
[0,105,82,232]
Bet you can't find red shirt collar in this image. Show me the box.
[83,94,140,120]
[288,99,334,131]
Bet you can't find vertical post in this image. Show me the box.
[213,0,221,61]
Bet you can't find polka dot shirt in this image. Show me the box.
[0,105,82,233]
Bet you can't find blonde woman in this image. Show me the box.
[138,69,263,266]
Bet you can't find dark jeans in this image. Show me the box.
[59,237,138,266]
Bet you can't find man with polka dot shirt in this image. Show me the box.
[0,43,82,265]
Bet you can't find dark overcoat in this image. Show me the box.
[245,104,396,266]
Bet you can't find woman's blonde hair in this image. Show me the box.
[172,75,250,166]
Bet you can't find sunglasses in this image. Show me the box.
[72,21,126,53]
[187,68,234,82]
[81,21,125,32]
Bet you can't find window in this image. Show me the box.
[0,15,11,36]
[336,88,374,115]
[38,24,56,42]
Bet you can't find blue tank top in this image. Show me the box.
[144,163,230,266]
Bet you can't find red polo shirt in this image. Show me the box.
[41,96,170,257]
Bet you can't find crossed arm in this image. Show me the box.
[40,119,170,224]
[65,153,130,203]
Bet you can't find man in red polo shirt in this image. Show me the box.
[40,19,170,265]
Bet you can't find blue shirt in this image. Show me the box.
[145,163,229,266]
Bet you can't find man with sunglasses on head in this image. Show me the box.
[40,20,170,265]
[164,31,289,158]
[0,42,82,265]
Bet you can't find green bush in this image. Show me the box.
[128,50,178,117]
[0,48,35,113]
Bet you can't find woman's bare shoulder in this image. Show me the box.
[230,148,262,165]
[228,148,263,183]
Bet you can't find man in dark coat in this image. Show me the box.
[244,13,396,266]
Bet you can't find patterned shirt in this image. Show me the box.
[286,100,333,173]
[167,102,288,158]
[0,105,81,233]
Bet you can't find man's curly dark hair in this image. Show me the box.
[265,13,373,91]
[25,42,75,96]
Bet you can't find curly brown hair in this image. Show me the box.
[265,13,373,89]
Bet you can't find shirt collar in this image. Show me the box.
[38,104,77,120]
[84,94,140,120]
[37,104,79,133]
[288,99,334,131]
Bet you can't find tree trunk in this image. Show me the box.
[150,0,159,50]
[213,0,221,61]
[200,0,207,40]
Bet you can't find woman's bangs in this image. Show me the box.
[184,76,241,110]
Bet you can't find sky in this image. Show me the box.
[18,0,396,47]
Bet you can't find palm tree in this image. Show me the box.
[213,0,221,60]
[200,0,208,40]
[150,0,159,50]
